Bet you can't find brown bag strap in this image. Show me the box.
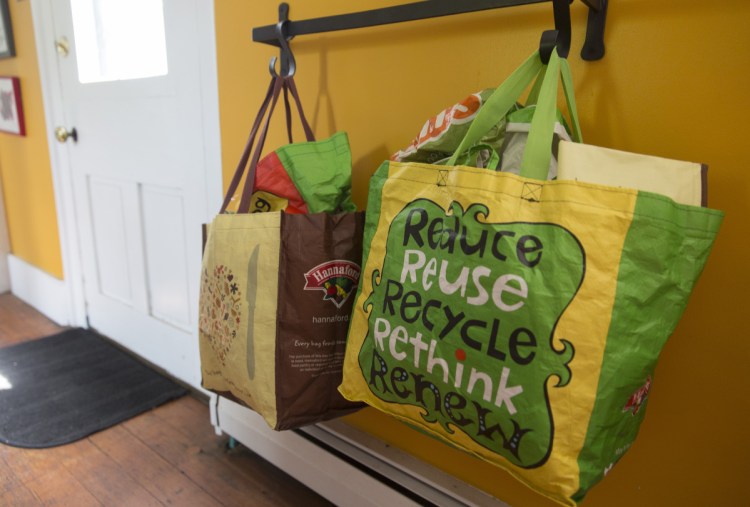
[281,77,314,144]
[220,77,278,213]
[283,81,293,144]
[221,75,316,214]
[286,76,315,142]
[237,76,286,214]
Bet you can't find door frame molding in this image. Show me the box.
[0,177,11,293]
[30,0,223,327]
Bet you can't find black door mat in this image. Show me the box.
[0,328,187,448]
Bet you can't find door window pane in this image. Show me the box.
[71,0,168,84]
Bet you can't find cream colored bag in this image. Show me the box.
[557,140,707,206]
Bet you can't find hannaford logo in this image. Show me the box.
[358,199,586,469]
[304,260,362,309]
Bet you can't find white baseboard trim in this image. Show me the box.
[214,397,508,507]
[8,254,70,326]
[216,397,422,507]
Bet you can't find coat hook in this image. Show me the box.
[540,0,571,64]
[581,0,607,61]
[269,2,296,78]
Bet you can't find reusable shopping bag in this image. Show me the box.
[339,49,723,505]
[391,89,506,167]
[499,105,575,179]
[200,75,363,430]
[391,66,578,178]
[558,140,707,206]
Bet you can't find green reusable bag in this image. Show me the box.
[391,89,510,166]
[222,76,356,215]
[339,49,723,505]
[275,131,357,213]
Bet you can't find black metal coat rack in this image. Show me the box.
[252,0,608,74]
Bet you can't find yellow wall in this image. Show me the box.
[216,1,748,505]
[0,0,62,279]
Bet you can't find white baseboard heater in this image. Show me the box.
[210,395,510,507]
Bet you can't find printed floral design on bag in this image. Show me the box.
[358,199,585,468]
[199,265,242,365]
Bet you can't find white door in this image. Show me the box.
[40,0,220,387]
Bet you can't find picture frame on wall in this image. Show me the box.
[0,77,25,136]
[0,0,15,59]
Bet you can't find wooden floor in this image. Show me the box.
[0,293,333,507]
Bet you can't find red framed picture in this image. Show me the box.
[0,76,25,136]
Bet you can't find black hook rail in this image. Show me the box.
[252,0,608,62]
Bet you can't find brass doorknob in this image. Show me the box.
[55,126,77,143]
[55,37,70,58]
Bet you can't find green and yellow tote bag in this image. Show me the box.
[339,49,723,505]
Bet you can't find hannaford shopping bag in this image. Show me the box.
[200,211,365,430]
[199,75,363,430]
[338,49,723,505]
[274,212,365,428]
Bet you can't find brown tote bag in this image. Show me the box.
[199,75,363,430]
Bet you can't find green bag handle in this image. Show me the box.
[521,49,582,180]
[561,57,582,143]
[451,143,501,170]
[447,51,543,167]
[520,50,562,180]
[522,57,581,141]
[447,49,582,180]
[525,65,547,106]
